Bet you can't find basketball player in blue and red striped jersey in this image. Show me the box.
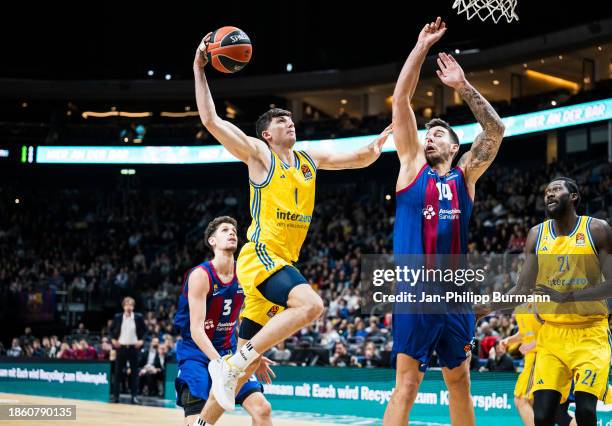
[174,216,274,426]
[383,18,505,425]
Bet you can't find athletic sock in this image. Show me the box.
[228,341,260,370]
[193,416,206,426]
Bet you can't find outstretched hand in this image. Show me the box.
[436,52,467,90]
[194,33,212,69]
[371,124,393,156]
[255,356,277,384]
[418,17,447,48]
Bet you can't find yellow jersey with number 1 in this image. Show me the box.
[535,216,607,326]
[245,149,317,263]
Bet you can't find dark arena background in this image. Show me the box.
[0,2,611,425]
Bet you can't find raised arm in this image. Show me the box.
[305,124,392,170]
[193,36,268,166]
[393,18,446,172]
[436,53,505,192]
[187,268,221,361]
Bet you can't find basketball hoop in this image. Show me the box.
[452,0,519,23]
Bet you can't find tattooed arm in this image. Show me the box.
[435,53,505,197]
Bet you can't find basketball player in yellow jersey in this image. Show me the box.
[500,303,543,426]
[480,177,612,426]
[193,34,393,412]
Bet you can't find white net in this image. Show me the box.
[452,0,519,23]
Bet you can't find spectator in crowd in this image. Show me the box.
[330,342,356,367]
[110,297,146,404]
[163,335,176,362]
[7,338,22,357]
[268,341,292,365]
[49,336,60,357]
[359,341,382,368]
[31,338,45,358]
[57,342,73,359]
[97,337,113,360]
[481,341,515,372]
[20,327,34,346]
[138,338,164,396]
[77,339,97,360]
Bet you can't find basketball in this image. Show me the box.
[206,26,252,73]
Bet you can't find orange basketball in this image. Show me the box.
[206,26,252,74]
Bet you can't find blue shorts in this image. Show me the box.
[175,352,263,408]
[392,312,475,372]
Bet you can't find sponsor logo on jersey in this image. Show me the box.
[204,319,215,330]
[422,205,461,220]
[576,232,585,247]
[215,320,237,332]
[276,208,312,223]
[439,208,461,220]
[267,305,280,318]
[204,319,236,332]
[422,205,436,220]
[301,164,313,181]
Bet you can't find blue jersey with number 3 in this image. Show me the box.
[173,261,244,361]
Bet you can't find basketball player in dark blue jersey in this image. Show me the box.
[383,18,506,425]
[174,216,275,426]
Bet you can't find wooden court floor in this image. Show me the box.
[0,393,336,426]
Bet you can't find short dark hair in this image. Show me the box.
[550,177,581,207]
[255,108,292,141]
[425,118,459,146]
[204,216,237,248]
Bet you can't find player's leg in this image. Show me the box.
[236,377,272,426]
[209,249,321,410]
[570,324,610,426]
[179,385,223,426]
[189,369,263,426]
[532,324,573,426]
[382,353,424,425]
[533,390,561,426]
[441,359,475,426]
[554,400,575,426]
[231,266,323,368]
[177,359,224,426]
[514,396,534,426]
[436,313,476,426]
[383,313,442,425]
[248,281,323,352]
[514,352,537,426]
[240,388,272,426]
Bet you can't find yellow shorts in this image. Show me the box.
[237,242,290,327]
[514,352,537,399]
[532,321,611,403]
